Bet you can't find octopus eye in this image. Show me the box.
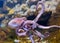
[18,29,24,33]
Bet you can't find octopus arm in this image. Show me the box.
[33,30,45,39]
[33,1,45,22]
[29,35,35,43]
[15,29,27,36]
[37,24,60,29]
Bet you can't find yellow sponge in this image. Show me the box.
[8,9,15,15]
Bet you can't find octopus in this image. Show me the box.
[8,1,60,43]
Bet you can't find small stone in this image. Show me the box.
[14,39,20,43]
